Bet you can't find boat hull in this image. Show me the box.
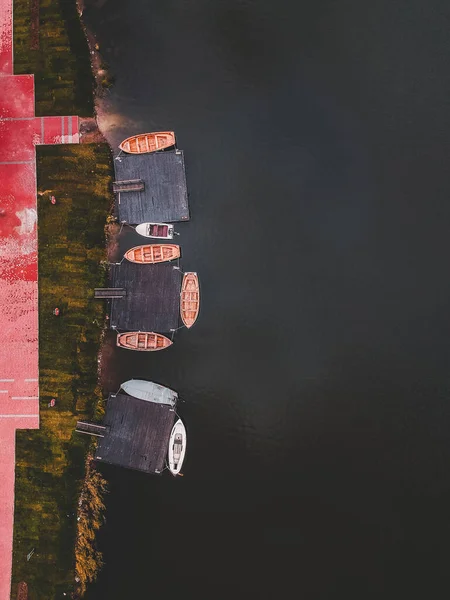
[180,272,200,328]
[121,379,178,407]
[124,244,180,264]
[167,419,187,476]
[135,222,174,239]
[116,332,172,351]
[119,131,176,154]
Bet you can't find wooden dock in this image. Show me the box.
[108,262,182,332]
[114,150,190,224]
[95,393,175,474]
[112,179,144,193]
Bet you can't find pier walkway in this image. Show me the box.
[0,0,80,595]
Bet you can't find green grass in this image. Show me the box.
[11,144,113,600]
[10,2,113,597]
[13,0,94,116]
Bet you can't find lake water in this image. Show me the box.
[83,1,450,598]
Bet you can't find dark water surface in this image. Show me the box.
[83,1,450,598]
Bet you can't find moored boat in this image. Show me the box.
[120,379,178,407]
[135,222,175,239]
[167,418,187,476]
[116,332,172,351]
[124,244,180,264]
[119,131,176,154]
[180,272,200,328]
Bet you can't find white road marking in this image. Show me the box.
[0,414,38,418]
[11,396,39,400]
[0,379,14,382]
[24,378,38,382]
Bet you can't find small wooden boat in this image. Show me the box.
[124,244,180,264]
[167,418,186,476]
[180,272,200,328]
[116,332,172,351]
[135,222,174,239]
[120,379,178,407]
[119,131,176,154]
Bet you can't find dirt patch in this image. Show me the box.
[105,222,121,262]
[98,330,122,392]
[79,117,107,144]
[16,582,28,600]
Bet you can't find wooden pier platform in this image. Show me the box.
[109,262,182,332]
[95,393,175,474]
[114,150,190,224]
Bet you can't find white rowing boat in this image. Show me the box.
[168,419,186,476]
[135,223,175,239]
[120,379,178,408]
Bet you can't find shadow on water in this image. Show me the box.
[82,0,450,598]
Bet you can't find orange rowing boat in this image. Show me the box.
[119,131,176,154]
[116,332,172,351]
[124,244,180,264]
[180,272,200,328]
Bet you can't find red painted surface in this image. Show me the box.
[0,0,80,594]
[0,76,34,117]
[0,0,12,75]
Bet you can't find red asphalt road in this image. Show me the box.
[0,1,79,596]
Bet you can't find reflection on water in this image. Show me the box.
[96,109,137,138]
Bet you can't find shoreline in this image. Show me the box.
[76,0,127,149]
[72,7,124,596]
[98,223,122,393]
[76,0,109,144]
[76,0,120,392]
[77,0,141,151]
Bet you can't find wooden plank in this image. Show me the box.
[75,421,108,437]
[113,179,144,193]
[94,288,126,298]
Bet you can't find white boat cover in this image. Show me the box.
[121,379,178,407]
[168,418,186,475]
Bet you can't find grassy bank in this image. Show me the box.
[74,455,107,597]
[13,0,94,116]
[10,0,113,597]
[11,143,112,600]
